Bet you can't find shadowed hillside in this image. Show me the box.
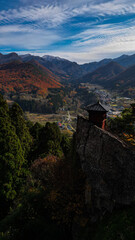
[78,61,125,85]
[104,63,135,96]
[0,53,21,64]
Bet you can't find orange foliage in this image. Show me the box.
[70,90,77,97]
[0,61,62,95]
[122,133,135,146]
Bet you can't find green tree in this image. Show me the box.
[30,122,43,145]
[0,96,25,219]
[61,134,72,157]
[108,107,134,135]
[9,103,32,157]
[38,122,63,157]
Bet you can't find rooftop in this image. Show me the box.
[85,101,109,112]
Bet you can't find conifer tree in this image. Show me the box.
[38,122,63,157]
[0,95,26,218]
[9,102,32,157]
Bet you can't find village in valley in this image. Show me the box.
[80,83,134,116]
[24,82,135,134]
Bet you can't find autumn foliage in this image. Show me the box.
[29,154,85,227]
[0,61,61,95]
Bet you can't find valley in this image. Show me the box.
[22,83,134,134]
[0,52,135,240]
[1,1,135,239]
[0,52,134,133]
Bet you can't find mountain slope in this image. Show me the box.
[104,64,135,96]
[0,61,61,95]
[0,52,21,64]
[114,54,135,67]
[80,54,135,74]
[23,54,85,81]
[80,58,112,73]
[78,61,125,85]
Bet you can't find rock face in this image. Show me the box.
[76,116,135,220]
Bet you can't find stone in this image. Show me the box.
[76,116,135,220]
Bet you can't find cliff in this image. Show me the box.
[76,116,135,221]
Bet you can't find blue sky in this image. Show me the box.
[0,0,135,63]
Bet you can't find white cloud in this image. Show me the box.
[0,5,69,27]
[0,24,37,33]
[1,0,135,27]
[1,0,135,63]
[72,22,133,47]
[41,21,135,63]
[0,28,61,49]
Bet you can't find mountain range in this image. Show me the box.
[0,52,135,96]
[1,52,135,80]
[21,54,85,81]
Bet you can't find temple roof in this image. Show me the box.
[85,101,109,112]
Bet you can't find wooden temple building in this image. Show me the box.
[85,101,109,129]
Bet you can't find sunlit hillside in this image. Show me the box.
[0,61,61,95]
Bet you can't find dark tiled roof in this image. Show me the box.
[85,101,109,112]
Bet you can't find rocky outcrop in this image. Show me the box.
[76,116,135,220]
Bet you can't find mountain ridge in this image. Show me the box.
[104,63,135,96]
[1,52,135,96]
[77,61,126,85]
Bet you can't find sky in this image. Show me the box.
[0,0,135,63]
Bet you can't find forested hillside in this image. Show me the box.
[0,94,85,240]
[0,94,135,240]
[78,61,125,85]
[104,64,135,97]
[0,61,61,95]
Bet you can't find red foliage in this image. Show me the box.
[0,61,62,95]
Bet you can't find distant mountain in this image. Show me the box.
[41,53,135,80]
[80,58,112,73]
[0,61,61,95]
[20,54,84,81]
[80,54,135,74]
[78,61,125,85]
[23,55,84,81]
[1,52,135,84]
[0,52,21,64]
[104,64,135,96]
[20,54,32,60]
[43,56,85,80]
[43,55,66,61]
[114,54,135,67]
[19,54,67,80]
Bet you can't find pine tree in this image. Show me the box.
[38,122,63,157]
[9,103,32,157]
[0,96,26,218]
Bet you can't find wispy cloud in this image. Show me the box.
[1,1,135,26]
[0,24,61,49]
[0,5,70,27]
[72,22,134,46]
[1,0,135,62]
[65,21,135,62]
